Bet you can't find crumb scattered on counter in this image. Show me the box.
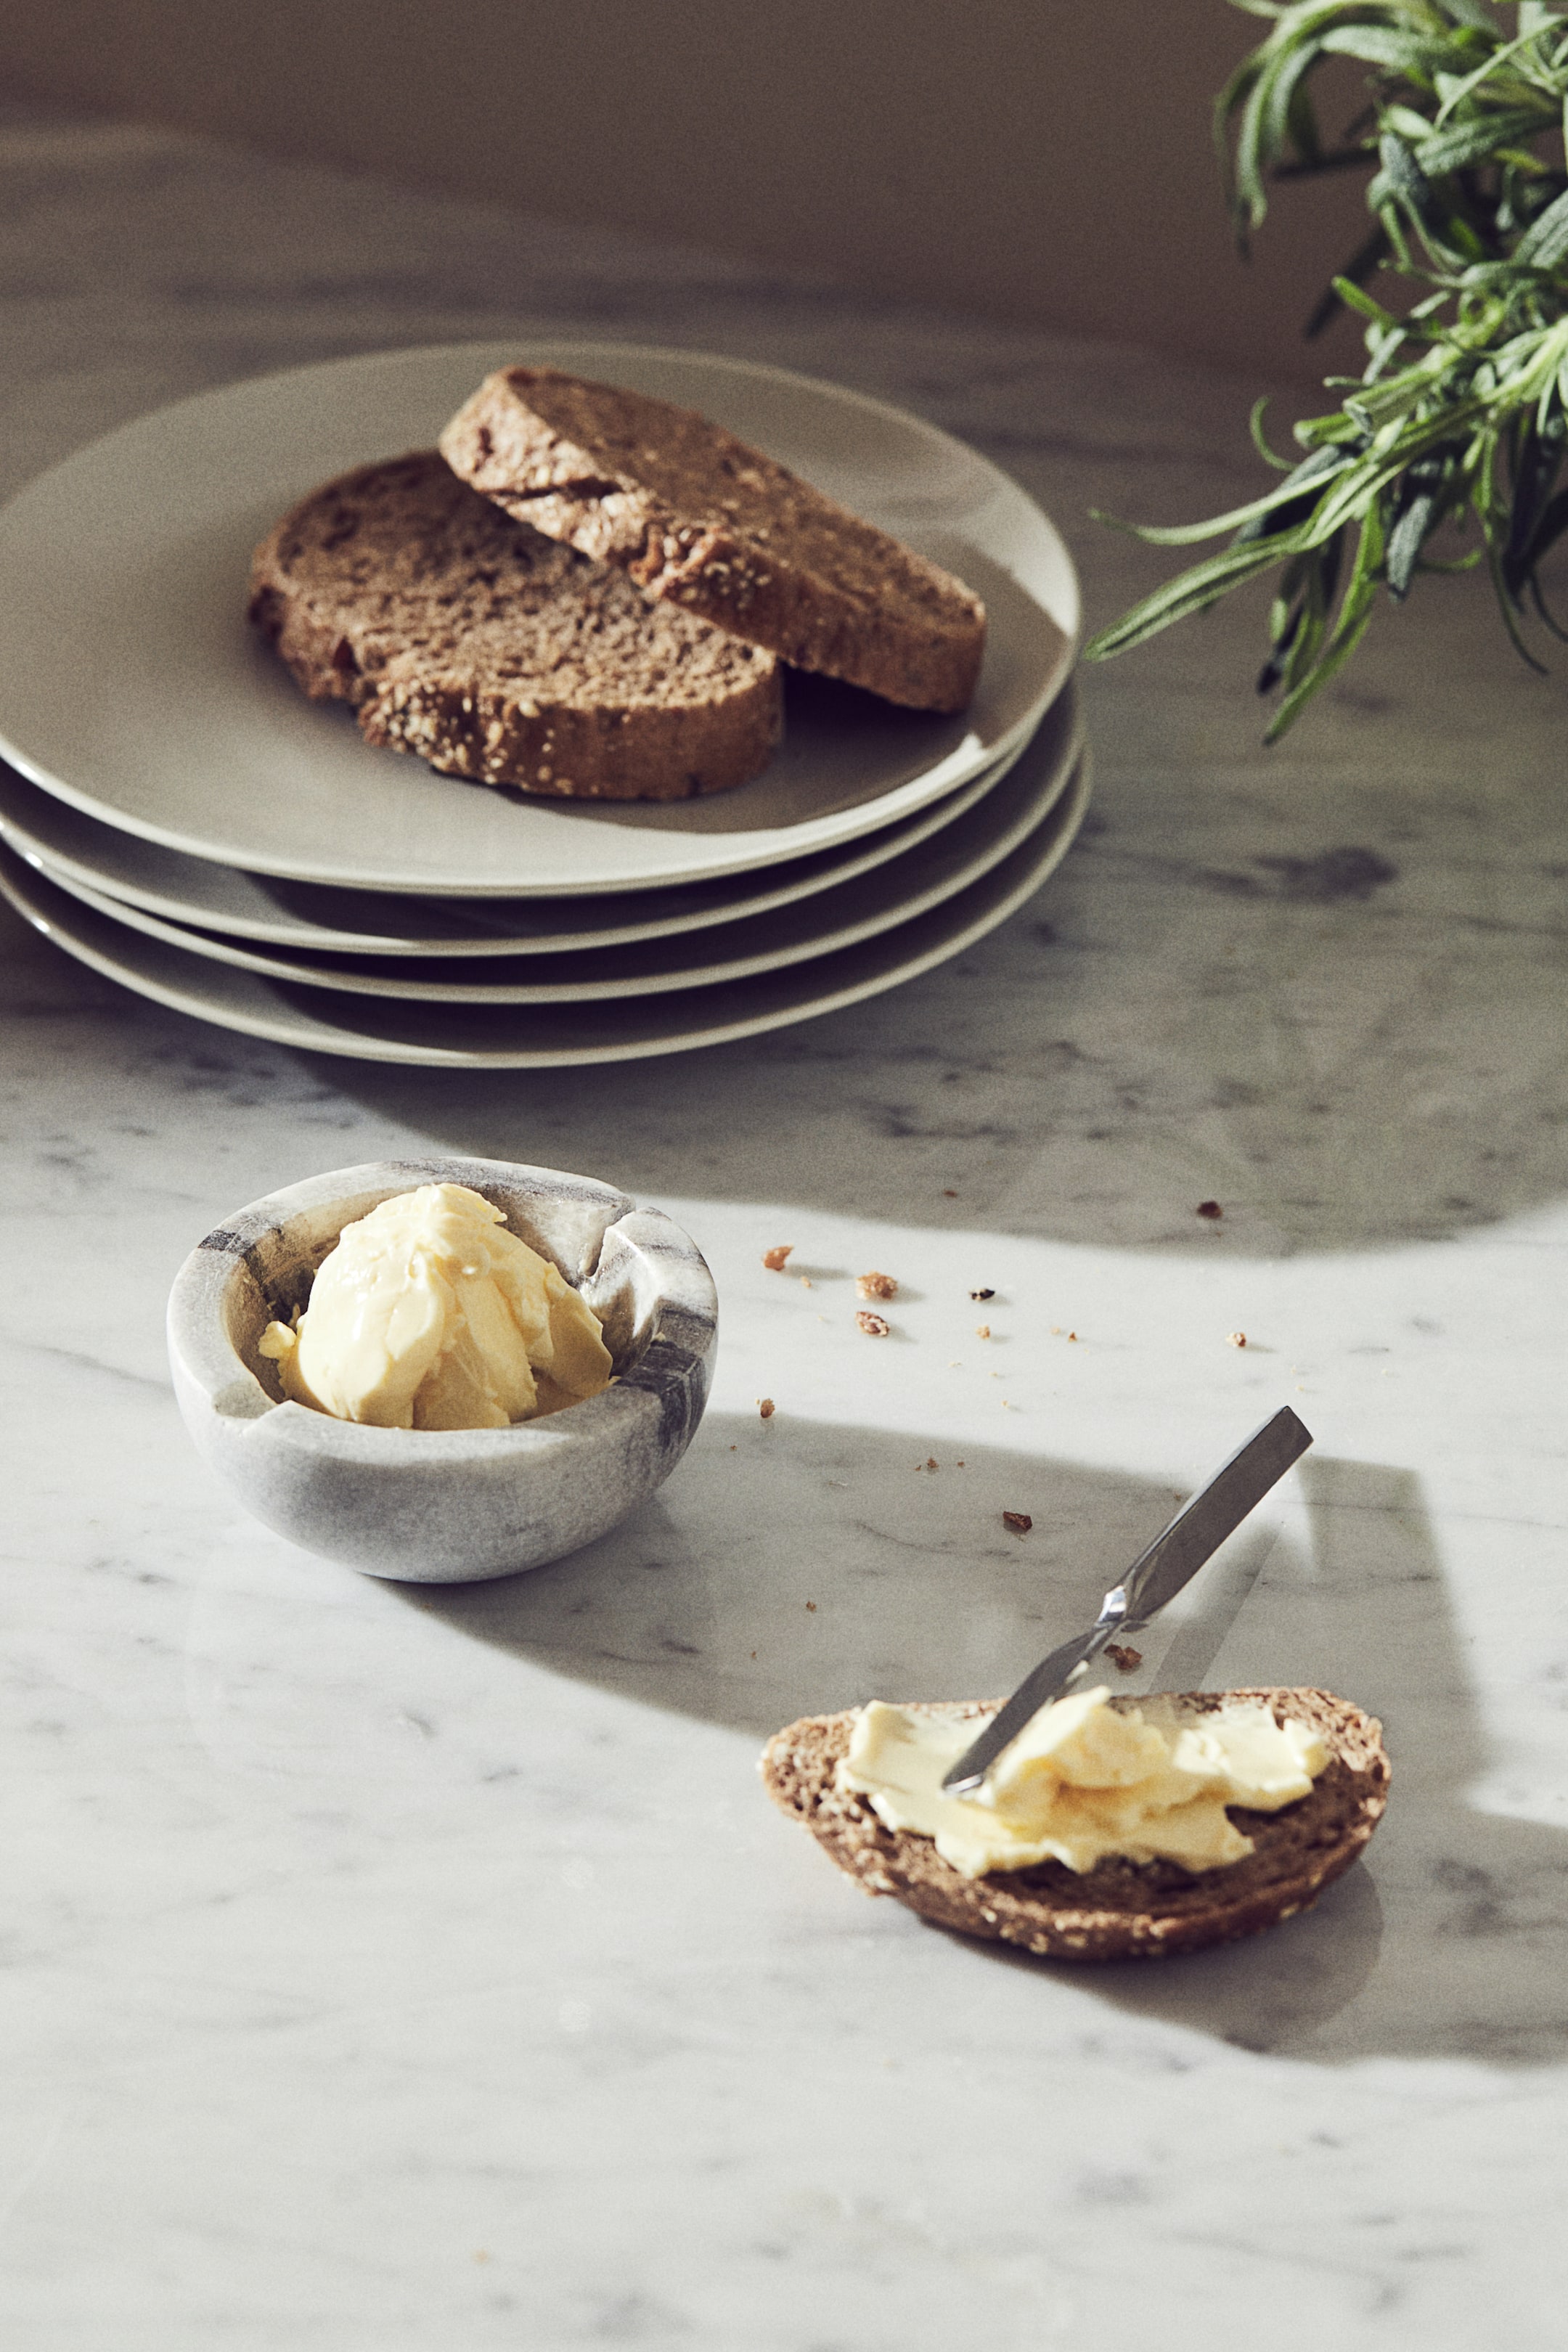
[942,1188,958,1198]
[805,1601,817,1612]
[857,1270,897,1300]
[975,1323,991,1339]
[1003,1510,1033,1534]
[969,1286,995,1302]
[1066,1331,1078,1342]
[1227,1331,1246,1349]
[799,1275,812,1289]
[758,1397,775,1418]
[1197,1200,1222,1220]
[856,1310,891,1336]
[762,1244,793,1271]
[1106,1643,1143,1673]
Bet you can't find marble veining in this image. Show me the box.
[1,102,1566,2350]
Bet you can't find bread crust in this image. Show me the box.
[761,1689,1389,1961]
[248,451,782,803]
[441,368,987,714]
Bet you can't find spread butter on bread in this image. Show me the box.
[762,1688,1389,1961]
[248,451,782,802]
[441,368,987,713]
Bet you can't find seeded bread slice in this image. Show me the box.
[761,1689,1389,1962]
[248,451,782,802]
[440,368,987,713]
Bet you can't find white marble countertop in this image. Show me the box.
[3,105,1566,2349]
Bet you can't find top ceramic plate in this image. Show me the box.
[0,677,1074,955]
[0,340,1077,898]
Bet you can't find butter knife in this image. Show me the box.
[940,1406,1312,1797]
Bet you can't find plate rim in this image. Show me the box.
[0,680,1075,957]
[0,337,1079,898]
[20,709,1085,1002]
[0,758,1090,1067]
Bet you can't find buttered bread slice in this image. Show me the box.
[441,367,987,713]
[248,451,782,802]
[763,1687,1389,1961]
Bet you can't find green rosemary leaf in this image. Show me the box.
[1305,235,1395,338]
[1262,505,1387,741]
[1431,23,1563,128]
[1328,270,1399,330]
[1439,1,1506,36]
[1090,443,1347,547]
[1514,184,1568,269]
[1416,106,1554,179]
[1082,535,1300,663]
[1387,483,1440,597]
[1249,395,1294,469]
[1320,26,1450,75]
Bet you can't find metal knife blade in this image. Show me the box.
[939,1406,1312,1797]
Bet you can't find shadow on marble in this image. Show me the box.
[324,756,1568,1254]
[401,1426,1568,2067]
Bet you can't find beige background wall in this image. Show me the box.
[0,0,1376,383]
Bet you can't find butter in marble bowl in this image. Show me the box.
[166,1155,717,1583]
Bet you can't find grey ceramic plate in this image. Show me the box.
[0,683,1074,957]
[0,756,1090,1066]
[0,340,1078,897]
[26,699,1084,1002]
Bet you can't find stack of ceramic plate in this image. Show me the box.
[0,342,1086,1067]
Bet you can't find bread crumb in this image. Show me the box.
[1002,1511,1033,1534]
[762,1244,793,1271]
[805,1601,817,1613]
[799,1276,812,1289]
[969,1286,995,1302]
[1067,1331,1078,1343]
[926,1455,938,1470]
[975,1323,991,1339]
[857,1271,897,1300]
[1105,1643,1143,1673]
[1197,1200,1223,1220]
[758,1397,775,1419]
[942,1188,958,1198]
[1226,1331,1246,1349]
[856,1310,890,1336]
[956,1459,965,1467]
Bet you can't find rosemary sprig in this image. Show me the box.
[1083,1,1568,738]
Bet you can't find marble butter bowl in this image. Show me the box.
[166,1154,717,1583]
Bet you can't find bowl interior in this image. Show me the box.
[221,1179,662,1410]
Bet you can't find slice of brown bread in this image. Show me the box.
[761,1688,1389,1962]
[439,368,987,713]
[248,450,782,802]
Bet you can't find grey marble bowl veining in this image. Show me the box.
[166,1154,717,1583]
